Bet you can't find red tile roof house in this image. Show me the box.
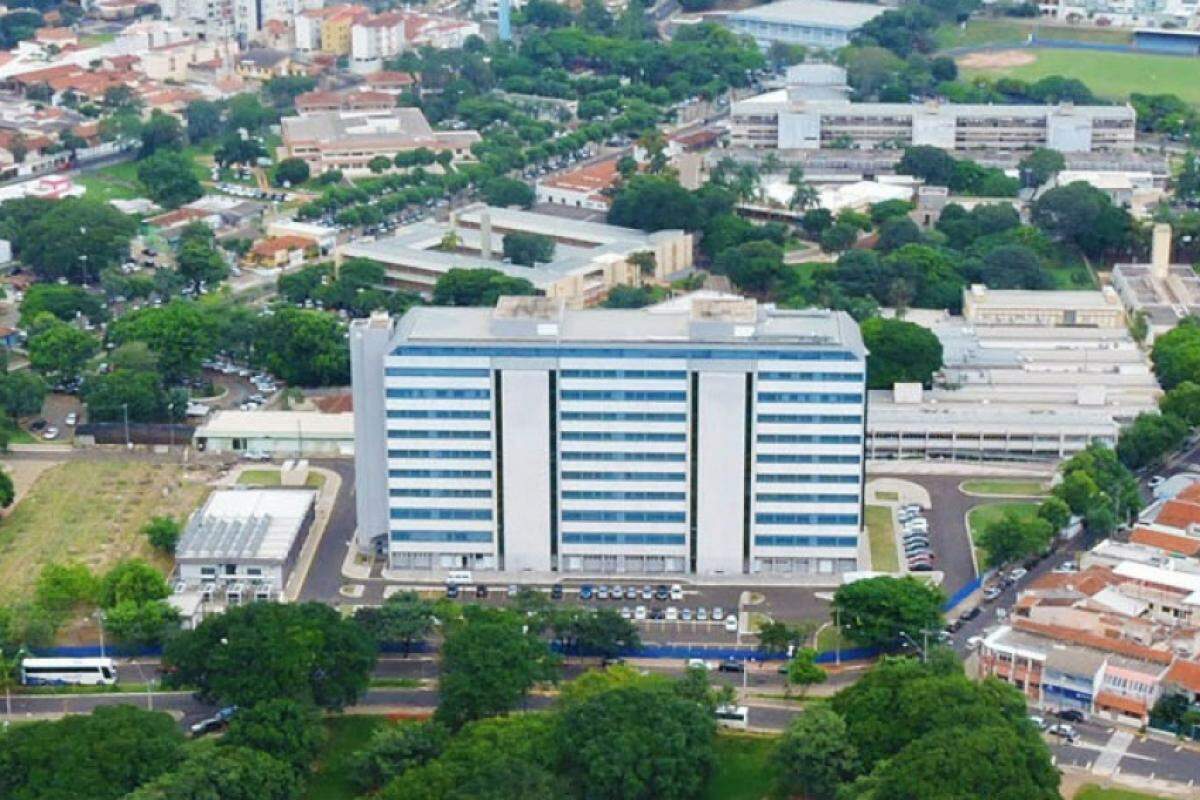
[245,235,318,268]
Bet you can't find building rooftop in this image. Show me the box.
[964,284,1125,311]
[281,107,479,150]
[729,0,886,29]
[195,410,354,438]
[176,489,315,563]
[733,91,1135,122]
[387,297,865,354]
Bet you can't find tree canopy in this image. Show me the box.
[831,576,945,649]
[162,601,376,710]
[861,317,943,389]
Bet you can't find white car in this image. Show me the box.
[64,412,77,426]
[42,426,59,440]
[665,606,679,621]
[634,605,647,620]
[712,606,725,621]
[686,658,710,671]
[1009,567,1028,582]
[669,584,684,601]
[697,607,708,622]
[620,607,633,620]
[966,635,983,650]
[724,616,739,633]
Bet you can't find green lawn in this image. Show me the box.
[1074,786,1172,800]
[865,504,899,573]
[77,172,144,202]
[304,716,389,800]
[961,48,1200,105]
[960,479,1048,497]
[815,624,852,654]
[702,734,776,800]
[237,469,326,488]
[967,502,1039,568]
[936,18,1133,51]
[935,19,1030,50]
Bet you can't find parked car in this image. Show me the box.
[42,426,59,440]
[620,606,633,619]
[445,584,459,599]
[685,658,710,671]
[670,584,684,601]
[655,585,670,601]
[475,585,488,598]
[64,412,77,426]
[625,586,638,600]
[983,587,1003,601]
[712,606,725,621]
[1056,709,1086,723]
[725,616,739,632]
[961,607,982,622]
[597,585,609,600]
[1048,723,1077,742]
[634,605,647,620]
[909,562,934,572]
[717,658,745,673]
[551,584,564,600]
[665,606,679,621]
[1028,715,1047,730]
[190,705,237,737]
[965,635,983,650]
[507,584,520,598]
[681,608,693,621]
[697,607,708,622]
[1008,567,1028,582]
[578,585,593,600]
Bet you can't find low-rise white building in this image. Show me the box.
[174,488,317,602]
[1111,223,1200,343]
[194,410,355,456]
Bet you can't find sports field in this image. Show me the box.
[959,48,1200,105]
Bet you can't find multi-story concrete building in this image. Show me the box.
[338,204,693,305]
[1111,223,1200,342]
[351,296,867,578]
[724,0,885,49]
[350,12,479,74]
[963,284,1127,328]
[731,66,1136,154]
[279,108,480,175]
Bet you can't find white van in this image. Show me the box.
[446,570,473,586]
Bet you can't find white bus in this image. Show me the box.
[20,657,117,686]
[714,704,749,730]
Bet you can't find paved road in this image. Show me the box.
[299,458,356,602]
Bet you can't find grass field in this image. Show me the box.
[0,461,210,600]
[815,624,852,654]
[1074,786,1171,800]
[936,19,1133,51]
[865,504,899,573]
[701,734,777,800]
[960,48,1200,105]
[967,501,1040,567]
[961,479,1048,497]
[237,469,326,488]
[305,716,389,800]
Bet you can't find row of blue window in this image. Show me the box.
[757,434,861,445]
[758,372,863,382]
[758,393,863,404]
[562,451,686,462]
[390,508,493,520]
[757,414,862,424]
[755,535,858,548]
[561,411,686,422]
[562,533,687,545]
[562,490,686,501]
[390,469,492,479]
[388,430,491,440]
[757,454,861,464]
[756,513,859,525]
[391,345,858,362]
[561,471,686,482]
[389,450,491,460]
[758,473,859,484]
[388,410,491,420]
[561,369,686,380]
[386,367,491,377]
[391,531,493,543]
[756,493,859,504]
[387,389,490,399]
[390,488,492,498]
[562,510,686,522]
[561,390,686,402]
[561,431,686,442]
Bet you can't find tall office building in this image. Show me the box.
[351,297,867,578]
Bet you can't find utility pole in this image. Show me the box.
[122,403,131,450]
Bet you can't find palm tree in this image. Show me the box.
[761,151,782,176]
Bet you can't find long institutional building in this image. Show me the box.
[731,65,1136,154]
[351,297,868,578]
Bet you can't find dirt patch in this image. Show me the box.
[957,49,1037,70]
[0,458,61,506]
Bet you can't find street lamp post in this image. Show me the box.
[122,402,131,450]
[94,610,106,659]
